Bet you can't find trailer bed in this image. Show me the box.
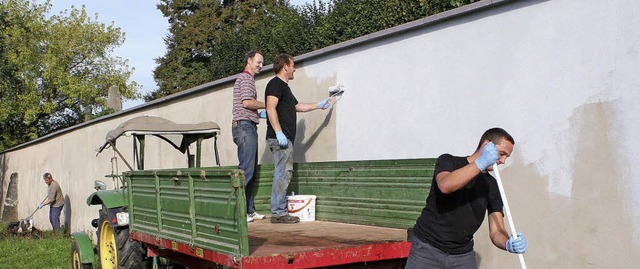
[133,220,412,268]
[248,219,408,256]
[126,158,435,268]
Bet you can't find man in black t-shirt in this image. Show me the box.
[265,54,330,224]
[405,128,527,269]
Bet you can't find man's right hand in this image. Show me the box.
[474,142,498,171]
[276,131,288,148]
[37,204,43,209]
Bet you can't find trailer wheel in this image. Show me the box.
[71,239,92,269]
[97,210,147,269]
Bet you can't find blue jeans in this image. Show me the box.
[405,233,477,269]
[232,121,259,214]
[267,138,293,217]
[49,205,63,233]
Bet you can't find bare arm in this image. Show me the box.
[242,99,265,110]
[266,96,282,131]
[295,102,320,112]
[435,163,482,194]
[488,211,510,250]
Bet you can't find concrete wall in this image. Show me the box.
[2,0,639,267]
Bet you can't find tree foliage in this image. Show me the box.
[150,0,478,101]
[0,0,139,151]
[150,0,297,99]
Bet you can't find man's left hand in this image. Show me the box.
[506,232,527,254]
[317,98,330,110]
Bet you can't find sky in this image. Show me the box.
[45,0,312,109]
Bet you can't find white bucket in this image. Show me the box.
[287,195,316,222]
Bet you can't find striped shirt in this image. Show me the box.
[232,71,259,123]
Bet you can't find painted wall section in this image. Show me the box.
[282,0,640,267]
[1,0,639,268]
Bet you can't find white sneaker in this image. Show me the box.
[247,216,254,223]
[248,212,266,220]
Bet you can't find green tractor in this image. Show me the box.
[70,116,221,269]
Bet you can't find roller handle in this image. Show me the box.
[493,164,527,269]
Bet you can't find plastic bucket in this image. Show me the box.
[287,195,316,222]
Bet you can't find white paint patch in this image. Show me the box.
[616,95,640,241]
[609,30,640,243]
[614,0,640,241]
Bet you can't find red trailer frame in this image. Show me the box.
[132,220,412,269]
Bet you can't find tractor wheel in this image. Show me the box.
[97,210,147,269]
[71,239,92,269]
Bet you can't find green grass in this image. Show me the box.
[0,222,72,269]
[0,222,186,269]
[0,222,170,269]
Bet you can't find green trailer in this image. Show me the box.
[70,116,434,269]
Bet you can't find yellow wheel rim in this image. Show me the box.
[99,220,117,269]
[72,248,82,268]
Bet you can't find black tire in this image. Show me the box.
[97,208,147,269]
[71,239,93,269]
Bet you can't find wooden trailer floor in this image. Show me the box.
[247,219,409,256]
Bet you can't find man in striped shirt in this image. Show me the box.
[232,51,267,223]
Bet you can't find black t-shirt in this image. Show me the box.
[265,76,299,141]
[412,154,504,254]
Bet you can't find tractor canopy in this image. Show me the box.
[96,116,222,170]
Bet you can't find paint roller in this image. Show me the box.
[327,84,345,107]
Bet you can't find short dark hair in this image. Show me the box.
[273,54,293,74]
[244,50,262,65]
[43,172,52,179]
[476,128,515,150]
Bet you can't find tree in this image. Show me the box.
[150,0,294,100]
[0,0,139,151]
[149,0,479,101]
[311,0,479,45]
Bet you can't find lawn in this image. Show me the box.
[0,223,71,268]
[0,222,183,269]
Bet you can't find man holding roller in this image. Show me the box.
[265,53,330,224]
[405,128,527,269]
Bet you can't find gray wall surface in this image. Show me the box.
[1,0,639,267]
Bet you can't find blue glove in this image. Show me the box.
[275,131,288,148]
[474,142,498,171]
[506,232,527,254]
[37,204,43,209]
[317,97,330,110]
[258,110,267,119]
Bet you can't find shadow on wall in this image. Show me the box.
[64,194,71,236]
[294,110,334,163]
[257,108,334,164]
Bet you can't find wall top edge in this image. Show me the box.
[1,0,516,154]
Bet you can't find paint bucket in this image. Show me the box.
[287,195,316,222]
